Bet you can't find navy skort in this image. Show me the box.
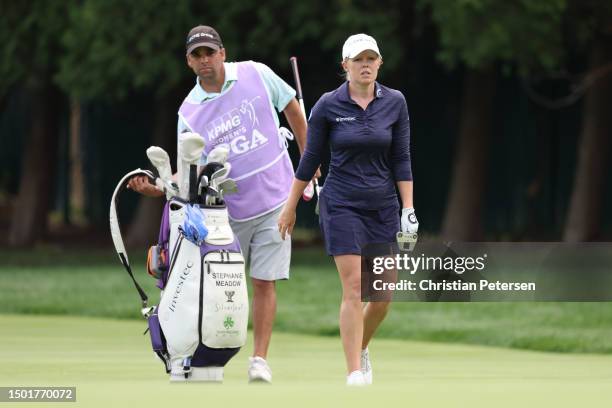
[319,193,400,256]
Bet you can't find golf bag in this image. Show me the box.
[154,198,248,381]
[110,156,248,382]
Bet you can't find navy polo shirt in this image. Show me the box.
[295,81,412,209]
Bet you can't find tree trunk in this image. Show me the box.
[563,38,612,242]
[69,98,87,225]
[442,67,496,241]
[126,90,181,247]
[8,83,62,247]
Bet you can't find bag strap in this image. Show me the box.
[109,168,158,318]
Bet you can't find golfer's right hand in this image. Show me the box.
[277,206,296,240]
[127,176,164,197]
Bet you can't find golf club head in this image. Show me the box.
[179,132,206,164]
[217,178,238,195]
[178,132,205,199]
[154,178,179,198]
[210,166,230,183]
[397,232,418,252]
[198,175,209,202]
[223,162,231,176]
[215,163,231,185]
[207,144,230,164]
[206,185,220,206]
[199,162,225,182]
[146,146,173,181]
[199,175,209,189]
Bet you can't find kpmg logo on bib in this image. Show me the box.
[205,96,269,155]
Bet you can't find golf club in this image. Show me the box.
[210,165,230,184]
[178,132,206,200]
[396,231,418,252]
[146,146,178,199]
[198,175,209,201]
[207,144,230,164]
[206,185,219,206]
[217,178,238,202]
[290,56,321,207]
[217,178,238,194]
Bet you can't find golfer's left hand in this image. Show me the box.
[401,207,419,233]
[278,206,296,240]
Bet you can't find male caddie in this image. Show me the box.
[129,25,309,383]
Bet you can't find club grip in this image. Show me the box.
[290,56,303,100]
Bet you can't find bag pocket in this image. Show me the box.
[200,250,249,349]
[147,311,166,352]
[147,245,168,279]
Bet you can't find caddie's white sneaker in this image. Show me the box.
[361,347,372,385]
[346,370,367,386]
[248,356,272,383]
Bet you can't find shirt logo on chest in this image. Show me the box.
[335,116,356,122]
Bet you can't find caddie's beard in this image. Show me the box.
[198,69,218,83]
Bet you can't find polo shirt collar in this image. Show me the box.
[339,81,384,103]
[192,62,238,102]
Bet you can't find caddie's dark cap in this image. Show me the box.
[186,25,223,55]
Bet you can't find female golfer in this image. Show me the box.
[278,33,418,386]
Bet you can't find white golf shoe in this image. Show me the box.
[346,370,368,386]
[361,347,373,385]
[248,356,272,383]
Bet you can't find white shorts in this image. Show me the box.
[230,206,291,281]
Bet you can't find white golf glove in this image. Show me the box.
[401,208,419,234]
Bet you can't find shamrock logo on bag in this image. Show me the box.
[223,316,234,330]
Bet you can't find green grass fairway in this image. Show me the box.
[1,315,612,407]
[2,247,612,354]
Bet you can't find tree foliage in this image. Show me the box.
[567,0,612,46]
[0,0,415,101]
[417,0,567,74]
[198,0,410,70]
[57,0,195,100]
[0,0,74,95]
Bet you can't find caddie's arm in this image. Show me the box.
[283,98,307,154]
[278,94,329,239]
[283,99,321,179]
[127,176,164,197]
